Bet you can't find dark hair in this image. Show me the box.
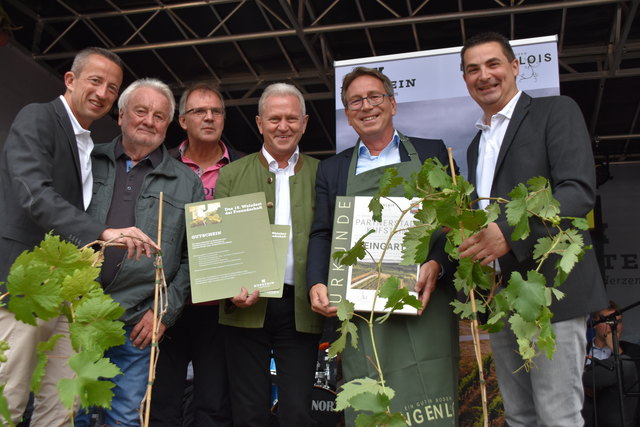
[71,47,123,75]
[340,66,394,108]
[461,32,516,71]
[179,81,225,116]
[593,300,621,320]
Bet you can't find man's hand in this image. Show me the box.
[130,309,166,350]
[231,288,260,308]
[309,283,338,317]
[100,227,159,261]
[416,260,440,315]
[458,222,510,266]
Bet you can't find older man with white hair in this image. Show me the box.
[75,78,203,426]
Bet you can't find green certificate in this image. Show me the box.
[185,192,281,302]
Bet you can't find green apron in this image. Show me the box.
[342,135,459,426]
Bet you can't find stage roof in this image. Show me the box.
[2,0,639,176]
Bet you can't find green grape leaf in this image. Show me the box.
[509,314,539,361]
[504,271,546,322]
[455,175,475,197]
[571,217,589,230]
[333,229,375,266]
[506,183,528,227]
[330,317,359,358]
[336,298,355,321]
[377,168,403,198]
[31,334,64,394]
[0,385,14,427]
[537,307,556,359]
[485,202,501,225]
[400,226,432,265]
[559,242,583,274]
[379,277,400,299]
[58,351,121,410]
[533,236,554,261]
[458,210,487,232]
[511,215,531,241]
[451,300,474,320]
[69,319,125,354]
[551,288,565,301]
[335,377,394,411]
[59,268,101,303]
[526,177,560,219]
[349,391,390,413]
[403,177,418,200]
[368,196,383,223]
[7,263,63,325]
[423,157,451,189]
[355,412,407,427]
[434,198,460,229]
[413,204,437,226]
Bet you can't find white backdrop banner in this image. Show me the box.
[334,36,560,178]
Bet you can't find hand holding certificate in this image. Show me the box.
[185,192,287,302]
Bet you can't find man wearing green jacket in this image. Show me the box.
[215,83,323,426]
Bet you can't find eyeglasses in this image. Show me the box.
[346,93,392,111]
[184,107,225,118]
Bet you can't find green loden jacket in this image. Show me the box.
[215,151,323,334]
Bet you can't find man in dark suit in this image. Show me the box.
[458,32,608,426]
[307,67,460,423]
[0,47,155,426]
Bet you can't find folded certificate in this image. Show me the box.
[185,192,282,302]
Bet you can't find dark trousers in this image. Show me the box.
[150,304,232,427]
[222,287,320,427]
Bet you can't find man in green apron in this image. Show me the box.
[307,67,460,426]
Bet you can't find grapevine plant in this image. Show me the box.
[330,157,590,426]
[0,234,127,427]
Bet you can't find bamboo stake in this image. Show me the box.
[448,148,489,427]
[142,192,163,427]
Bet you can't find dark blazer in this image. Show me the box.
[466,92,607,322]
[307,135,454,289]
[0,97,104,282]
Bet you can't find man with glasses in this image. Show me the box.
[307,66,460,423]
[150,82,239,427]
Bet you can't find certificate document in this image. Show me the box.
[185,192,282,302]
[328,196,420,314]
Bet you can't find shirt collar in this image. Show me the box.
[179,139,231,165]
[261,145,299,171]
[357,130,400,158]
[474,91,523,131]
[115,139,163,169]
[59,95,91,136]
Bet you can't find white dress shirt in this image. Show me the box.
[59,95,94,210]
[262,146,299,286]
[475,91,522,210]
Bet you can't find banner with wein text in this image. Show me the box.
[334,35,559,179]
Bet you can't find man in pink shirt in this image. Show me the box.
[150,82,239,427]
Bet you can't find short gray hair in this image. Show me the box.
[258,83,306,117]
[118,78,176,121]
[71,47,123,76]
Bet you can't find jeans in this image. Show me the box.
[75,325,150,427]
